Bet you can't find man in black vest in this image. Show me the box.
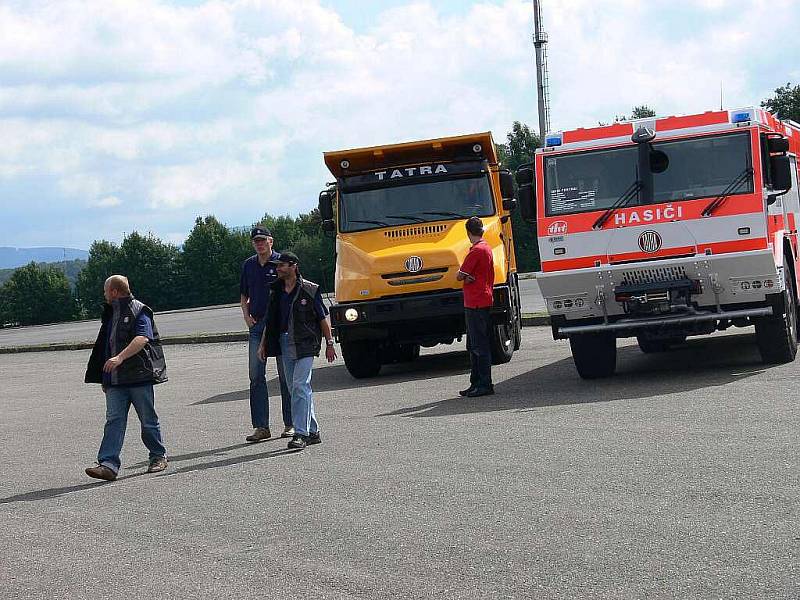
[84,275,168,481]
[258,252,336,450]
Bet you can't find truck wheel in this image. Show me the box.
[341,341,382,378]
[397,344,420,362]
[569,332,616,379]
[755,265,798,364]
[636,335,686,353]
[490,319,514,365]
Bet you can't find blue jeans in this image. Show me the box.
[279,333,319,437]
[249,319,291,429]
[465,307,493,390]
[97,384,166,474]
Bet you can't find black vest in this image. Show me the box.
[263,277,323,359]
[85,296,168,386]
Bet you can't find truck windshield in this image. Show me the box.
[339,176,495,232]
[544,131,753,216]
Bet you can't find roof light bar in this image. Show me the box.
[545,133,563,147]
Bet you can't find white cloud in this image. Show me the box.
[0,0,798,248]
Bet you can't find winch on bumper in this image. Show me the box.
[538,249,780,339]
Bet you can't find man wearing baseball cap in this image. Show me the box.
[239,226,292,442]
[258,251,336,450]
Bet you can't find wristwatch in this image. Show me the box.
[326,339,335,346]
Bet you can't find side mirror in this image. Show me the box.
[499,170,515,200]
[321,220,336,233]
[649,149,669,174]
[502,198,517,212]
[767,136,790,154]
[318,189,334,221]
[770,155,792,191]
[515,165,536,223]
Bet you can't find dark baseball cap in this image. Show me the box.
[251,226,272,240]
[277,251,299,265]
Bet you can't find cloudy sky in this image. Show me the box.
[1,0,798,250]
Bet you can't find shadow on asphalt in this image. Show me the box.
[0,442,299,505]
[0,471,149,504]
[125,442,254,469]
[191,390,249,405]
[380,333,771,418]
[192,350,470,405]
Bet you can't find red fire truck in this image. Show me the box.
[515,107,800,378]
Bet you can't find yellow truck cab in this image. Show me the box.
[318,132,523,378]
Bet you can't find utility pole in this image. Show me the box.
[533,0,551,144]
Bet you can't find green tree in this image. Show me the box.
[762,82,800,122]
[1,262,76,325]
[496,121,541,272]
[76,240,120,317]
[115,232,181,310]
[181,216,247,306]
[256,214,303,251]
[630,105,656,119]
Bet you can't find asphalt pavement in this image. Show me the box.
[0,279,546,350]
[1,327,797,599]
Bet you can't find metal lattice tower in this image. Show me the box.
[533,0,551,143]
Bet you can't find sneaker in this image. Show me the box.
[287,434,306,450]
[459,386,476,397]
[85,464,117,481]
[281,426,295,438]
[246,427,271,443]
[465,386,495,397]
[305,432,322,445]
[147,456,168,473]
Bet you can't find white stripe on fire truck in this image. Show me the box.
[539,212,768,259]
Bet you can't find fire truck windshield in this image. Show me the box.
[339,176,495,232]
[545,131,753,216]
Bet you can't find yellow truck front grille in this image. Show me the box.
[384,224,449,239]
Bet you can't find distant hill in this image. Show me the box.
[0,259,87,288]
[0,247,89,269]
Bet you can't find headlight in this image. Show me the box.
[344,308,359,322]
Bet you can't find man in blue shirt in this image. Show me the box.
[84,275,168,481]
[258,251,336,451]
[239,226,292,442]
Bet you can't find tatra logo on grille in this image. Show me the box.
[405,256,423,273]
[638,230,663,253]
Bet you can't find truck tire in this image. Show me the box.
[341,340,382,378]
[397,343,421,363]
[636,335,686,353]
[490,319,514,365]
[755,264,798,364]
[569,332,616,379]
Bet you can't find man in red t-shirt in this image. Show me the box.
[456,216,495,397]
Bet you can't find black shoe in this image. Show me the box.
[459,386,476,397]
[305,432,322,445]
[287,434,306,450]
[465,386,495,397]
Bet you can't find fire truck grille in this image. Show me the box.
[620,266,688,285]
[384,224,448,239]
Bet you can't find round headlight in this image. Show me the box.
[340,159,350,169]
[344,308,359,322]
[472,144,482,153]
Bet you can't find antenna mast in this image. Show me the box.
[533,0,551,144]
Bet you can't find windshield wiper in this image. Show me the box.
[592,180,643,230]
[420,211,467,218]
[701,167,754,217]
[384,214,425,222]
[348,219,390,227]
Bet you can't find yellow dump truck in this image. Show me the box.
[318,132,522,378]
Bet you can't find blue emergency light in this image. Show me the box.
[545,134,563,147]
[731,111,751,124]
